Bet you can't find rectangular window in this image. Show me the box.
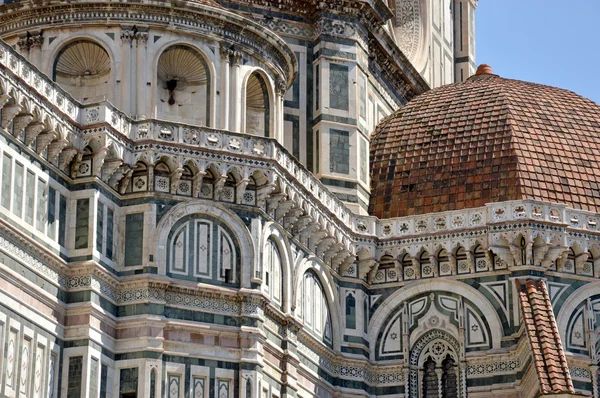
[99,364,108,398]
[47,187,56,240]
[359,74,367,120]
[36,178,47,232]
[359,137,368,183]
[75,199,89,249]
[13,162,24,217]
[25,170,35,224]
[67,356,83,398]
[329,64,349,111]
[315,65,320,111]
[96,202,104,254]
[106,208,114,260]
[48,352,58,398]
[58,195,67,247]
[315,130,320,174]
[329,129,350,174]
[125,213,144,267]
[1,153,11,209]
[119,368,138,397]
[89,357,99,398]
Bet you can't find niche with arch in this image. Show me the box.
[244,72,270,137]
[166,214,239,286]
[157,45,211,126]
[296,270,333,347]
[53,40,111,103]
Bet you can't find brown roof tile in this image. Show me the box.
[369,71,600,218]
[516,279,575,395]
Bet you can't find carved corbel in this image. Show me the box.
[192,171,206,197]
[316,235,335,256]
[235,178,250,204]
[47,138,68,162]
[118,168,133,195]
[428,255,439,277]
[283,207,303,230]
[57,147,77,172]
[256,183,276,208]
[358,258,377,281]
[575,252,591,274]
[266,192,287,214]
[101,159,123,183]
[488,246,514,269]
[0,94,11,109]
[24,121,45,146]
[507,243,521,266]
[308,229,328,252]
[543,246,568,269]
[335,251,354,275]
[92,148,109,177]
[69,151,83,178]
[1,103,22,128]
[293,214,312,236]
[299,220,320,243]
[323,243,343,265]
[169,168,184,194]
[533,243,551,267]
[275,199,295,221]
[213,175,227,200]
[36,130,56,154]
[12,112,34,137]
[410,257,421,279]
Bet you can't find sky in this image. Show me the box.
[476,0,600,104]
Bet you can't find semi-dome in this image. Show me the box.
[369,65,600,219]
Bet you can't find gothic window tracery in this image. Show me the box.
[264,238,283,308]
[166,214,239,285]
[154,161,171,193]
[297,270,333,346]
[420,251,432,278]
[131,162,148,192]
[437,249,450,276]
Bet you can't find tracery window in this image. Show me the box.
[297,271,333,346]
[167,214,239,285]
[263,238,283,308]
[346,293,356,329]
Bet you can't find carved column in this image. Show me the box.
[135,30,149,118]
[219,45,231,130]
[592,365,599,398]
[274,78,286,142]
[120,28,135,114]
[230,51,243,132]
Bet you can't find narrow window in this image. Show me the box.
[13,162,24,217]
[1,153,12,209]
[106,208,114,260]
[25,170,35,224]
[58,195,67,247]
[75,199,90,249]
[346,294,356,329]
[96,202,104,254]
[36,178,47,232]
[125,213,144,266]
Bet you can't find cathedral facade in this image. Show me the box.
[0,0,598,397]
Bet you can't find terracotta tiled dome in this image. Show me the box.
[369,66,600,218]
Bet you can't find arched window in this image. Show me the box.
[401,253,413,280]
[245,72,270,137]
[245,378,252,398]
[297,271,333,346]
[264,238,283,308]
[157,45,211,126]
[473,244,487,272]
[149,368,157,398]
[584,252,595,276]
[154,161,171,193]
[131,162,148,193]
[441,355,458,398]
[420,251,432,278]
[363,297,368,334]
[520,236,527,265]
[422,357,438,398]
[166,214,239,285]
[455,247,468,274]
[346,293,356,329]
[438,249,450,276]
[53,40,111,103]
[176,165,194,197]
